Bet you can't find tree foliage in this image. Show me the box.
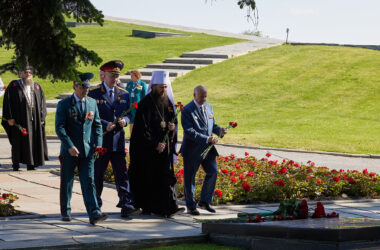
[0,0,104,81]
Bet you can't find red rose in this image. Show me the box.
[307,175,312,179]
[373,178,377,182]
[21,128,28,135]
[294,163,300,167]
[242,182,251,192]
[273,180,285,187]
[333,176,340,182]
[265,152,271,157]
[221,169,228,174]
[325,173,330,177]
[214,189,223,198]
[370,173,376,177]
[340,169,345,173]
[348,177,356,184]
[317,179,322,184]
[363,168,369,175]
[278,167,288,174]
[230,176,238,183]
[229,171,235,176]
[245,152,249,156]
[246,172,255,177]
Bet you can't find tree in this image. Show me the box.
[0,0,256,82]
[0,0,104,81]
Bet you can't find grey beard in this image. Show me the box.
[24,78,33,86]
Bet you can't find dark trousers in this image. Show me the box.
[60,155,101,219]
[183,152,218,210]
[94,151,135,210]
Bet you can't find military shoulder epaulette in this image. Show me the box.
[116,86,128,93]
[89,85,101,91]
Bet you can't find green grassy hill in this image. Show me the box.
[173,45,380,154]
[0,20,243,101]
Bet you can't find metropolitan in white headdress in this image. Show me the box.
[147,71,175,107]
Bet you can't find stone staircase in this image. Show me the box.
[46,52,230,109]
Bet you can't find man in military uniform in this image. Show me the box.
[88,60,141,218]
[55,73,108,225]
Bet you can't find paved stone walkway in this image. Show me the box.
[1,137,380,248]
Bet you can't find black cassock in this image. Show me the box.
[129,94,179,216]
[1,80,48,166]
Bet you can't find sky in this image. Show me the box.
[90,0,380,45]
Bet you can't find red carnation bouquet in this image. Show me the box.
[94,147,107,160]
[1,118,28,135]
[161,101,184,143]
[200,121,238,160]
[103,102,138,136]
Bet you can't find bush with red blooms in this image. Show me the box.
[103,152,380,205]
[174,153,380,204]
[0,193,19,216]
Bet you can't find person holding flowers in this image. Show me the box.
[129,70,185,218]
[125,70,147,136]
[88,60,141,218]
[55,73,108,225]
[181,85,227,215]
[1,65,48,171]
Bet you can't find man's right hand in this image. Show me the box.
[106,122,116,132]
[156,142,166,153]
[68,146,80,157]
[7,119,15,126]
[208,136,218,144]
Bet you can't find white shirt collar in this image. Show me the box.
[103,82,114,94]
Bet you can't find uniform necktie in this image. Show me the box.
[200,105,207,122]
[109,89,114,103]
[79,100,84,114]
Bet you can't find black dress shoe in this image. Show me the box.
[121,207,142,218]
[90,213,108,225]
[61,215,72,222]
[27,165,36,171]
[12,164,20,171]
[141,209,151,215]
[198,201,216,213]
[187,208,200,216]
[167,207,185,218]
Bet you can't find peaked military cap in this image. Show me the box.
[75,72,94,88]
[100,60,124,75]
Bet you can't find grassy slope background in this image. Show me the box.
[173,45,380,154]
[0,20,243,101]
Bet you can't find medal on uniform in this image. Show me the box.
[131,92,135,98]
[160,120,166,129]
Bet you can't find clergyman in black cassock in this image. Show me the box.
[1,67,48,171]
[128,70,185,218]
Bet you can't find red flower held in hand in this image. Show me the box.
[242,182,251,192]
[21,129,28,135]
[133,102,138,109]
[214,189,223,198]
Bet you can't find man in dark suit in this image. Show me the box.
[88,60,140,218]
[55,73,108,225]
[181,85,227,215]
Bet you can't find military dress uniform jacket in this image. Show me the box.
[88,82,131,152]
[55,95,102,158]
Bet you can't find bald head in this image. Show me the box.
[194,85,207,105]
